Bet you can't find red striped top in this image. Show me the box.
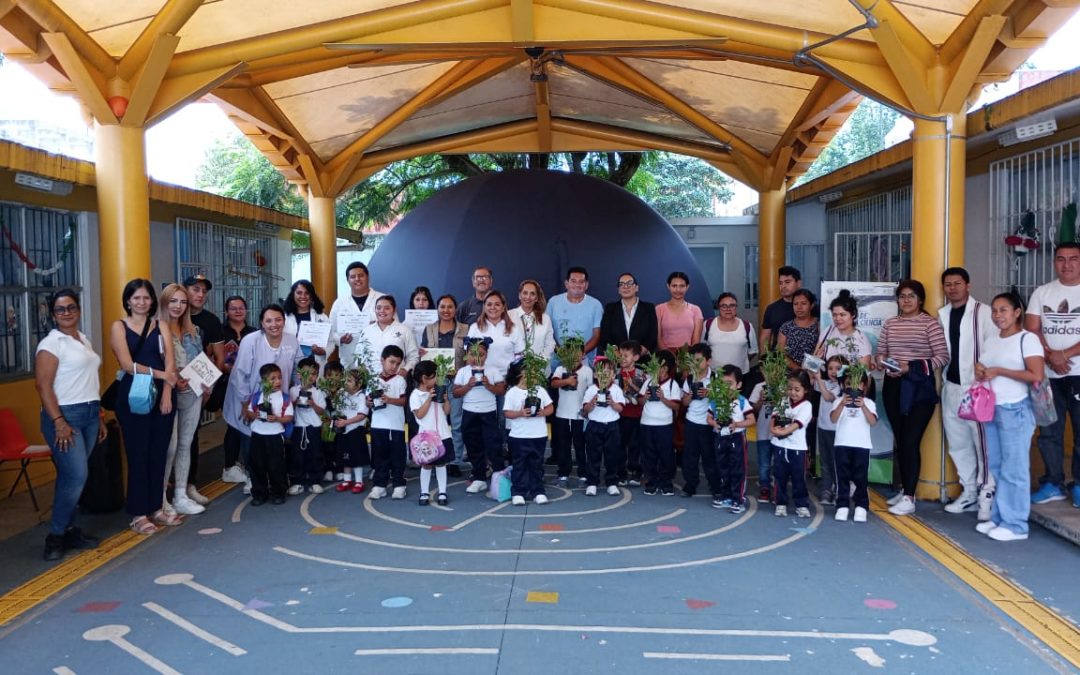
[878,313,949,369]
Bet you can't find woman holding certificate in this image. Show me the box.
[284,280,331,372]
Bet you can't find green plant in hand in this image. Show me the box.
[642,355,662,399]
[317,371,348,418]
[433,354,455,383]
[827,334,869,403]
[761,345,790,420]
[554,336,585,370]
[706,376,738,425]
[258,377,275,415]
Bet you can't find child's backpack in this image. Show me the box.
[487,466,513,502]
[409,430,446,465]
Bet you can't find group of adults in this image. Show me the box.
[32,245,1080,560]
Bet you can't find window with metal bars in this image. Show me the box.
[175,218,279,318]
[0,201,81,379]
[743,242,826,310]
[826,185,912,284]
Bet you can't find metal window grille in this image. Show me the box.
[175,218,278,316]
[988,138,1080,298]
[743,242,825,309]
[827,185,912,283]
[0,201,80,379]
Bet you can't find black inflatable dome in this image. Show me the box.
[367,169,712,312]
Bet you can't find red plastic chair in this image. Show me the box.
[0,408,53,510]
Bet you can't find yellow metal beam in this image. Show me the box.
[117,0,204,81]
[771,77,859,178]
[0,1,14,21]
[325,151,365,198]
[850,0,936,67]
[535,79,552,152]
[297,154,324,198]
[40,31,116,124]
[307,194,338,307]
[815,54,914,115]
[18,0,115,76]
[210,88,295,141]
[145,62,246,127]
[122,33,179,128]
[940,15,1008,113]
[867,18,935,114]
[248,87,322,166]
[940,0,1015,63]
[510,0,534,42]
[758,186,786,326]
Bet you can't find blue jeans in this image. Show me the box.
[756,439,772,489]
[41,402,100,535]
[1035,376,1080,488]
[984,399,1035,535]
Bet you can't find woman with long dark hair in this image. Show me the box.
[283,279,330,370]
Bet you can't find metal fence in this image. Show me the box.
[827,185,912,283]
[743,242,825,309]
[175,218,279,317]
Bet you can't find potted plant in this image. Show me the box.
[296,364,317,408]
[641,355,662,401]
[257,377,275,420]
[522,348,549,415]
[467,339,487,379]
[317,370,347,442]
[433,354,455,402]
[675,345,694,383]
[554,336,585,390]
[761,345,790,425]
[687,352,707,401]
[826,334,868,407]
[706,375,739,435]
[594,356,616,407]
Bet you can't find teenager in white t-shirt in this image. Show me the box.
[639,350,681,495]
[829,372,877,523]
[770,371,814,518]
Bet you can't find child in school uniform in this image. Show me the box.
[503,359,555,505]
[748,380,772,502]
[707,365,756,513]
[410,360,455,505]
[454,339,507,494]
[320,360,345,483]
[333,367,370,493]
[369,345,409,500]
[243,363,294,506]
[617,340,645,486]
[289,357,327,495]
[811,355,847,506]
[582,356,626,496]
[639,350,680,495]
[549,348,592,488]
[770,371,814,518]
[680,343,721,498]
[831,373,877,523]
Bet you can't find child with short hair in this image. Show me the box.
[504,358,554,504]
[333,367,370,493]
[289,357,327,495]
[454,339,507,494]
[680,343,721,498]
[410,360,455,505]
[748,379,772,502]
[770,371,814,518]
[617,340,645,486]
[320,361,345,482]
[707,365,756,513]
[369,345,409,500]
[582,356,626,496]
[639,350,680,495]
[243,363,294,506]
[549,345,592,488]
[830,373,877,523]
[811,355,847,506]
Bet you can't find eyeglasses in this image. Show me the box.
[473,275,491,281]
[53,305,79,315]
[897,293,918,300]
[718,303,737,309]
[616,280,636,288]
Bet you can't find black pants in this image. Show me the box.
[681,421,720,496]
[551,417,586,478]
[289,426,323,487]
[511,437,546,498]
[371,428,406,488]
[835,444,870,509]
[224,423,246,467]
[584,420,622,487]
[116,389,173,517]
[249,432,287,500]
[618,416,641,479]
[883,376,936,496]
[462,410,504,481]
[639,423,675,490]
[715,432,748,504]
[772,443,808,509]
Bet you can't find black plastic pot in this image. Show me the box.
[524,395,542,416]
[647,385,660,402]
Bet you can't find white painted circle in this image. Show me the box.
[83,624,130,641]
[154,573,194,585]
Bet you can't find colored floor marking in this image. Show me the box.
[142,602,247,656]
[309,526,339,535]
[657,525,681,534]
[526,591,559,604]
[52,667,77,675]
[870,490,1080,668]
[538,523,564,532]
[685,599,715,610]
[526,509,687,535]
[355,648,498,655]
[643,652,791,662]
[77,601,120,613]
[83,624,182,675]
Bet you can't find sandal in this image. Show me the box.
[152,510,183,527]
[130,517,157,535]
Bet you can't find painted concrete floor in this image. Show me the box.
[3,468,1077,674]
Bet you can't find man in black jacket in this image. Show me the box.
[598,272,657,355]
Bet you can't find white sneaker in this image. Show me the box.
[977,489,994,522]
[578,476,587,487]
[795,506,811,518]
[172,495,205,515]
[886,492,905,506]
[888,495,916,516]
[853,507,868,523]
[975,520,997,534]
[369,486,387,499]
[287,484,304,496]
[512,495,526,505]
[309,484,324,494]
[585,485,598,496]
[606,485,620,496]
[243,476,252,495]
[534,494,548,505]
[222,465,246,483]
[324,471,335,482]
[944,490,978,514]
[774,505,787,517]
[466,480,488,494]
[834,507,850,521]
[988,526,1027,541]
[392,486,407,500]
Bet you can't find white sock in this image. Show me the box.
[353,467,363,483]
[420,468,432,493]
[436,466,447,494]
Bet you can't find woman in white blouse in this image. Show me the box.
[34,289,106,561]
[357,295,419,375]
[468,290,526,378]
[509,280,555,361]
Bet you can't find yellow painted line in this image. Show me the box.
[0,479,236,627]
[309,526,339,535]
[526,591,559,604]
[870,491,1080,668]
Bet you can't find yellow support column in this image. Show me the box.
[308,193,338,307]
[95,122,152,377]
[757,187,787,326]
[910,114,967,501]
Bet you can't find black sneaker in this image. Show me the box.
[43,534,65,561]
[251,497,266,506]
[63,527,100,550]
[643,486,658,496]
[661,487,676,496]
[271,496,286,505]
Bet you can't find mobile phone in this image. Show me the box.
[881,357,901,373]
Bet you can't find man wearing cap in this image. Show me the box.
[329,261,386,367]
[184,274,227,498]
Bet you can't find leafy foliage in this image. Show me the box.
[706,376,739,424]
[795,99,901,185]
[761,345,790,417]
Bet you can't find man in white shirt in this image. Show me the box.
[328,262,385,367]
[938,267,996,519]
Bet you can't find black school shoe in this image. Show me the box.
[251,496,267,506]
[43,534,65,561]
[63,527,100,550]
[271,496,286,505]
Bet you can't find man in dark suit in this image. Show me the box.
[598,272,658,355]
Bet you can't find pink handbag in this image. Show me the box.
[958,382,995,423]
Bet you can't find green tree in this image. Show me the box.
[796,99,901,185]
[195,134,306,217]
[626,153,734,217]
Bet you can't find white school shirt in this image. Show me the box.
[1027,279,1080,378]
[815,378,842,431]
[682,370,713,425]
[748,381,771,440]
[504,385,553,438]
[410,389,452,440]
[467,320,526,377]
[338,389,369,434]
[453,364,503,413]
[982,330,1044,404]
[288,384,327,428]
[710,396,753,436]
[551,364,593,420]
[370,374,407,430]
[771,399,813,451]
[583,382,625,424]
[36,329,101,406]
[640,377,681,426]
[250,391,293,435]
[832,397,877,449]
